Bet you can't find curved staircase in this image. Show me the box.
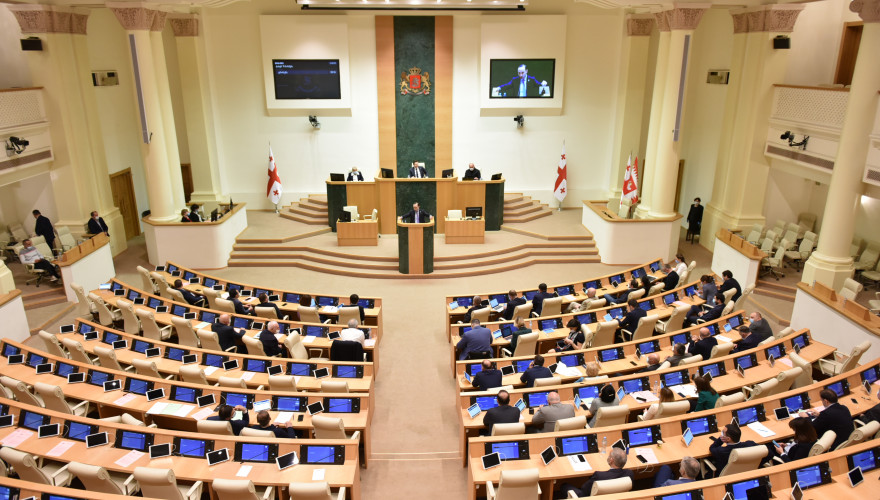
[504,193,552,223]
[280,195,327,225]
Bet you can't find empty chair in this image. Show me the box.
[202,288,221,309]
[501,332,538,358]
[90,293,121,326]
[171,316,200,348]
[37,330,67,358]
[715,392,745,408]
[94,345,132,372]
[709,342,735,359]
[336,306,360,326]
[471,307,492,323]
[287,482,345,500]
[0,447,72,487]
[117,299,141,335]
[311,415,361,441]
[284,333,315,360]
[255,306,288,321]
[854,246,880,272]
[733,285,754,311]
[138,266,158,295]
[742,378,778,400]
[745,229,762,244]
[591,477,632,496]
[787,352,814,388]
[33,382,89,416]
[836,421,880,450]
[838,277,863,301]
[771,367,803,395]
[70,283,97,316]
[197,328,235,353]
[320,380,349,393]
[553,415,588,432]
[869,291,880,315]
[268,375,297,391]
[784,238,814,270]
[133,467,203,500]
[512,302,533,322]
[61,338,94,365]
[240,427,275,438]
[591,321,618,347]
[808,431,837,457]
[818,340,871,376]
[540,296,564,317]
[591,405,629,428]
[621,314,658,342]
[777,229,798,250]
[68,462,138,495]
[486,468,540,500]
[150,272,169,296]
[137,308,173,341]
[133,358,172,380]
[196,420,234,436]
[534,376,561,388]
[242,335,268,357]
[100,413,147,427]
[214,298,236,314]
[218,376,248,389]
[704,445,767,477]
[298,306,330,324]
[178,365,209,385]
[655,305,689,334]
[212,479,274,500]
[760,245,786,280]
[1,376,44,407]
[580,324,595,348]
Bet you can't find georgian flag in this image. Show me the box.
[267,147,283,205]
[622,154,639,203]
[554,141,567,203]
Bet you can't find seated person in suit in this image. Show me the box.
[532,391,576,433]
[256,293,282,318]
[207,404,248,435]
[664,343,688,367]
[258,321,283,357]
[227,289,253,316]
[709,424,757,473]
[18,239,60,281]
[767,417,817,464]
[482,390,520,436]
[212,314,245,352]
[172,279,204,306]
[694,374,719,411]
[462,163,481,180]
[180,208,194,222]
[732,325,762,353]
[747,311,773,340]
[617,298,647,341]
[531,283,556,315]
[455,319,492,360]
[188,204,202,222]
[684,292,725,327]
[520,354,553,388]
[346,166,364,181]
[566,287,598,313]
[653,456,701,488]
[472,360,502,392]
[87,210,109,236]
[661,265,679,292]
[250,410,299,438]
[549,319,585,353]
[501,290,527,321]
[408,161,428,178]
[687,327,718,361]
[588,384,619,427]
[556,448,633,498]
[339,318,366,346]
[719,270,742,303]
[346,293,366,322]
[603,279,640,305]
[696,275,718,302]
[800,389,853,450]
[506,316,532,353]
[400,202,432,224]
[463,295,484,323]
[638,353,662,373]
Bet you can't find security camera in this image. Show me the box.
[780,130,808,150]
[5,136,29,155]
[308,115,321,130]
[513,115,524,128]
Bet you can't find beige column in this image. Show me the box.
[170,13,224,203]
[634,13,670,218]
[8,4,127,254]
[609,15,654,202]
[647,4,709,219]
[109,4,177,222]
[803,0,880,289]
[701,5,804,250]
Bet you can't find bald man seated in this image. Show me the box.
[531,391,576,433]
[638,353,662,372]
[211,314,245,352]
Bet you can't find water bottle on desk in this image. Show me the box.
[653,380,660,395]
[601,436,607,454]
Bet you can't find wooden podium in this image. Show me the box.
[397,219,434,274]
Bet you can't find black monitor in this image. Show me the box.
[339,211,352,223]
[465,206,482,219]
[329,173,345,182]
[491,173,502,180]
[380,168,394,179]
[210,208,220,222]
[441,169,454,178]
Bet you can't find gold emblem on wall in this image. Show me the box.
[400,67,431,95]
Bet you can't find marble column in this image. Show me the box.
[609,15,654,203]
[8,4,127,254]
[170,13,224,203]
[803,0,880,289]
[701,5,804,250]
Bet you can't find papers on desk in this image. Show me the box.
[221,292,229,300]
[449,301,459,309]
[312,469,326,481]
[568,455,593,472]
[241,372,256,381]
[147,402,195,417]
[633,448,659,464]
[46,441,75,457]
[191,407,214,421]
[204,366,219,376]
[747,422,776,438]
[777,357,793,367]
[715,335,732,343]
[301,336,317,344]
[113,393,138,406]
[274,412,294,424]
[543,328,555,335]
[236,465,252,478]
[364,339,376,347]
[115,450,144,468]
[673,301,690,307]
[194,322,210,330]
[671,384,698,398]
[322,306,338,313]
[630,391,659,403]
[554,362,582,378]
[274,333,284,341]
[1,428,32,447]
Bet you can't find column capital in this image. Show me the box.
[663,3,711,31]
[652,11,670,32]
[7,5,90,35]
[731,5,804,34]
[731,11,749,34]
[625,14,654,36]
[107,3,166,31]
[169,14,199,37]
[850,0,880,23]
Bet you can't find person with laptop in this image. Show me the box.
[501,290,527,321]
[400,202,432,224]
[520,354,554,388]
[213,314,246,352]
[555,448,632,498]
[687,327,718,361]
[173,279,204,306]
[258,321,283,357]
[207,404,249,435]
[455,319,492,360]
[249,410,299,438]
[482,390,519,436]
[708,424,757,474]
[800,388,853,450]
[602,278,640,305]
[256,293,282,318]
[531,283,556,316]
[732,325,762,353]
[588,384,619,427]
[463,295,484,323]
[462,163,481,180]
[652,456,701,487]
[548,319,585,354]
[346,166,364,181]
[339,318,365,346]
[531,391,575,433]
[471,360,502,392]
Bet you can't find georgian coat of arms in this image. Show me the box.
[400,67,431,95]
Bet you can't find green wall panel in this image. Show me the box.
[485,180,505,230]
[326,184,347,232]
[394,16,435,178]
[397,225,409,274]
[422,224,434,274]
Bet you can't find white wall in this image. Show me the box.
[163,24,190,165]
[784,0,860,86]
[0,6,31,89]
[0,173,58,234]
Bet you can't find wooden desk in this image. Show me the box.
[336,220,379,247]
[445,217,485,244]
[397,219,434,274]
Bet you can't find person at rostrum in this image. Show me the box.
[531,390,575,433]
[687,327,718,361]
[482,390,519,436]
[18,238,60,282]
[684,292,725,328]
[471,360,502,392]
[531,283,556,316]
[256,293,282,319]
[520,354,553,388]
[588,384,619,427]
[653,456,701,488]
[32,209,56,252]
[212,314,245,352]
[799,388,853,450]
[346,166,364,182]
[455,318,492,360]
[548,318,585,353]
[708,424,758,473]
[249,410,299,438]
[339,318,366,346]
[408,161,428,179]
[87,210,109,236]
[463,163,481,180]
[556,448,633,498]
[501,290,527,321]
[258,321,283,357]
[400,202,432,224]
[172,279,204,306]
[207,404,249,435]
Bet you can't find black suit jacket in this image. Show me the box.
[408,166,428,178]
[88,217,108,235]
[463,168,481,180]
[720,279,742,303]
[258,329,282,357]
[346,171,364,181]
[709,438,757,471]
[212,323,244,352]
[178,288,202,306]
[231,298,249,316]
[662,271,679,292]
[520,366,553,388]
[701,303,725,323]
[257,302,282,319]
[638,363,662,373]
[531,291,556,315]
[689,337,718,360]
[578,469,634,496]
[483,405,520,434]
[472,369,502,392]
[464,304,482,324]
[811,403,853,449]
[401,209,432,223]
[687,204,704,232]
[34,215,55,247]
[250,424,299,439]
[733,333,762,354]
[749,319,773,340]
[207,412,249,435]
[189,212,202,222]
[619,308,647,334]
[502,297,527,321]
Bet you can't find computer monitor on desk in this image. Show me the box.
[491,173,502,180]
[442,169,454,178]
[380,168,394,178]
[339,211,352,223]
[329,173,345,182]
[465,207,482,219]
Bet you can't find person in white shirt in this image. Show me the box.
[338,318,365,346]
[673,253,687,277]
[18,239,60,282]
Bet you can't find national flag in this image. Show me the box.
[622,154,639,204]
[267,147,282,205]
[554,141,567,203]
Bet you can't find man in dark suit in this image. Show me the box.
[463,163,481,180]
[87,211,109,236]
[747,312,773,340]
[661,265,679,292]
[603,279,640,305]
[520,354,553,388]
[455,319,492,360]
[556,448,633,498]
[685,292,725,327]
[664,343,688,367]
[472,360,502,392]
[688,327,718,361]
[258,322,283,357]
[617,298,646,341]
[400,202,432,224]
[686,197,703,242]
[495,64,549,97]
[346,294,366,322]
[708,424,757,473]
[346,166,364,181]
[250,410,300,438]
[212,314,245,352]
[408,161,428,178]
[531,283,556,316]
[173,279,204,306]
[719,270,742,303]
[501,290,527,321]
[256,293,282,318]
[733,325,762,353]
[32,210,56,252]
[482,390,520,436]
[802,389,853,450]
[227,289,252,316]
[638,354,662,373]
[207,404,249,435]
[188,204,202,222]
[463,295,484,323]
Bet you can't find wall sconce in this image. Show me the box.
[513,115,524,128]
[5,136,29,156]
[780,131,808,150]
[308,115,321,129]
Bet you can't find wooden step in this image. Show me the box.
[288,206,327,218]
[504,199,534,210]
[306,195,328,206]
[21,288,68,310]
[504,204,544,216]
[755,280,798,296]
[294,202,328,214]
[504,208,553,223]
[279,212,328,225]
[752,287,796,302]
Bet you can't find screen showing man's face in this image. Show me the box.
[518,67,527,79]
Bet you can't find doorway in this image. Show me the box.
[835,22,863,86]
[109,168,140,240]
